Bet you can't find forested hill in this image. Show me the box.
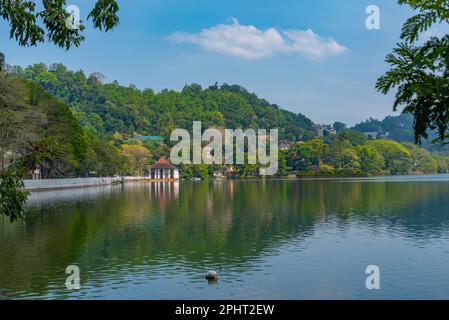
[352,114,449,151]
[1,75,90,177]
[353,114,415,142]
[14,63,315,140]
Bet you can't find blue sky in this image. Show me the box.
[0,0,417,125]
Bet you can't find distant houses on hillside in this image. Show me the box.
[313,124,337,137]
[312,124,393,141]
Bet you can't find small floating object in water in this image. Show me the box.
[205,270,218,281]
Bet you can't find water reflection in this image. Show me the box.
[1,178,449,299]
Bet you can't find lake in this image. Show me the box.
[1,176,449,299]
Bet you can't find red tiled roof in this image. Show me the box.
[150,157,177,169]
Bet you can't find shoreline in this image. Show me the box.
[23,176,178,192]
[23,173,449,192]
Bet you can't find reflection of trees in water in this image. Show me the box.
[1,179,449,298]
[314,180,449,238]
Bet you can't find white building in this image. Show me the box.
[149,157,179,180]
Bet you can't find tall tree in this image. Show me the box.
[333,121,347,132]
[376,0,449,144]
[0,72,95,221]
[0,52,4,71]
[0,0,119,49]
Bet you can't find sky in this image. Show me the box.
[0,0,419,126]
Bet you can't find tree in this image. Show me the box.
[88,72,106,85]
[376,0,449,144]
[0,1,120,222]
[82,130,129,176]
[0,52,4,71]
[367,140,413,175]
[120,144,152,176]
[0,171,29,222]
[0,75,48,173]
[289,139,326,172]
[402,142,437,174]
[0,0,119,49]
[278,151,288,176]
[192,164,209,180]
[338,129,368,146]
[179,163,209,180]
[324,137,361,174]
[357,144,385,176]
[0,72,91,221]
[434,155,449,173]
[143,141,171,161]
[16,63,317,140]
[333,121,347,132]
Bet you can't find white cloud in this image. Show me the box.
[168,18,347,60]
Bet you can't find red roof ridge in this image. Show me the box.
[150,157,177,169]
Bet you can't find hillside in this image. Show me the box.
[0,73,128,178]
[352,114,449,152]
[14,63,316,141]
[2,66,448,180]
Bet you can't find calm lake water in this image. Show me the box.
[1,176,449,299]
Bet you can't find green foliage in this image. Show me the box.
[278,151,288,176]
[402,142,438,173]
[143,141,171,160]
[398,0,446,43]
[0,72,128,178]
[288,139,326,172]
[376,1,449,144]
[88,0,119,31]
[0,135,54,224]
[357,144,385,176]
[319,163,335,175]
[284,135,437,177]
[367,140,413,175]
[352,113,449,152]
[324,137,361,174]
[0,0,119,49]
[82,130,129,176]
[333,122,347,132]
[15,64,316,141]
[337,129,368,146]
[0,171,29,222]
[0,70,129,222]
[353,114,415,143]
[179,163,209,180]
[0,52,4,71]
[120,144,152,176]
[433,154,449,173]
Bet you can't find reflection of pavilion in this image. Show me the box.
[149,157,179,180]
[149,181,180,201]
[148,181,179,213]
